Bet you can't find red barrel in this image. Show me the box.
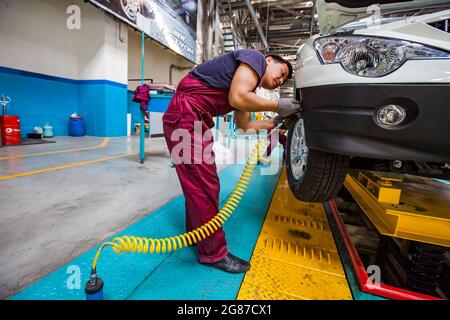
[1,116,21,145]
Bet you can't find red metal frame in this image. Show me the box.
[327,200,442,300]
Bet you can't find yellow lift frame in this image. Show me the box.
[345,171,450,248]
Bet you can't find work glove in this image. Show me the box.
[273,114,297,130]
[276,98,302,117]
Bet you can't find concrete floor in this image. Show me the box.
[0,133,263,299]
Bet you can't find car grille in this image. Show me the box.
[428,19,449,33]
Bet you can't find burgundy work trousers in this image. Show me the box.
[162,74,235,263]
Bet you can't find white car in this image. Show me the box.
[287,0,450,202]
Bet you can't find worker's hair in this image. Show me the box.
[266,54,293,80]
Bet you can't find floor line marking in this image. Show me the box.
[0,152,138,181]
[0,138,110,161]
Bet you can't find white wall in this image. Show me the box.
[0,0,193,87]
[0,0,128,84]
[78,2,128,84]
[0,0,79,79]
[128,29,195,90]
[102,16,128,85]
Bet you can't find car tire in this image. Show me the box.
[286,118,350,203]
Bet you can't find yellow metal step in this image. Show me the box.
[345,173,450,248]
[237,169,352,300]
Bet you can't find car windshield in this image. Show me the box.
[334,4,450,33]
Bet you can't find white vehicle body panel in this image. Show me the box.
[317,0,450,35]
[295,9,450,88]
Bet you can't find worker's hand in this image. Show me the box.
[277,98,302,117]
[273,114,297,130]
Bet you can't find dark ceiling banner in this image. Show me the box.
[88,0,197,62]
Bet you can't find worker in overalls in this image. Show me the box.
[162,49,300,273]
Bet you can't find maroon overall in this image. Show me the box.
[162,74,235,263]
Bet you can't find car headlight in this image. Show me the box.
[314,36,450,77]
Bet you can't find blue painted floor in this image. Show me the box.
[12,159,282,300]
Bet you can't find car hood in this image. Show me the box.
[317,0,450,35]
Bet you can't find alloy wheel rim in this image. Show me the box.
[290,119,308,181]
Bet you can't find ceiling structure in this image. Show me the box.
[219,0,319,97]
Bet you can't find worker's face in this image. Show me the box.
[261,57,289,90]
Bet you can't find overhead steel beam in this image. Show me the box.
[275,5,303,16]
[250,32,310,41]
[245,0,268,50]
[228,0,237,50]
[224,0,314,10]
[265,48,299,55]
[248,29,311,37]
[238,16,310,29]
[265,1,270,51]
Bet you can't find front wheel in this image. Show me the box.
[286,118,350,202]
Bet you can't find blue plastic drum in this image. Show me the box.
[69,116,85,137]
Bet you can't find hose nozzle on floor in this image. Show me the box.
[85,269,104,300]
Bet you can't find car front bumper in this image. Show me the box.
[298,83,450,162]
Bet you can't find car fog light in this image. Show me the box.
[375,104,407,128]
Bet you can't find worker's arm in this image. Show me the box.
[234,110,276,131]
[228,63,279,112]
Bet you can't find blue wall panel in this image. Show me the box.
[0,66,127,137]
[0,67,78,137]
[104,84,127,137]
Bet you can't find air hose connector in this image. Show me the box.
[85,269,104,300]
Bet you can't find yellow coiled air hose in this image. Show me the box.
[90,138,269,272]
